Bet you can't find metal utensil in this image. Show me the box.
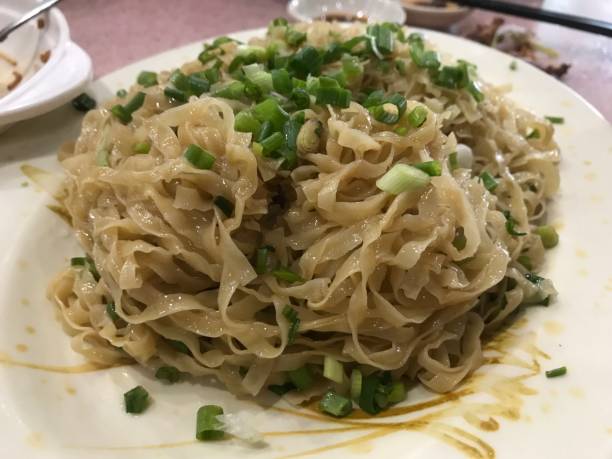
[0,0,64,42]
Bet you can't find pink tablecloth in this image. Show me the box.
[60,0,612,120]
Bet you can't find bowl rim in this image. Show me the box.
[287,0,407,24]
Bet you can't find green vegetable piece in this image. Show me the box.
[72,93,97,112]
[320,391,353,417]
[184,144,216,170]
[137,70,158,88]
[124,386,149,414]
[288,366,313,391]
[196,405,225,441]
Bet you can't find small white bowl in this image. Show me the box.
[288,0,407,24]
[0,1,92,129]
[401,1,471,29]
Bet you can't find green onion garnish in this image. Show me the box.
[255,245,273,274]
[316,86,351,108]
[319,391,353,418]
[448,152,459,171]
[213,81,245,100]
[106,302,122,324]
[132,142,151,154]
[167,339,191,355]
[322,42,344,64]
[71,255,100,281]
[260,131,285,155]
[545,116,564,124]
[164,86,189,103]
[376,164,431,195]
[272,267,303,284]
[545,366,567,378]
[366,23,394,57]
[358,373,381,415]
[480,171,498,191]
[204,65,221,85]
[271,68,293,96]
[268,381,295,396]
[288,366,313,391]
[111,92,145,123]
[116,89,127,98]
[196,405,225,441]
[350,369,363,400]
[234,111,261,137]
[414,160,442,177]
[282,305,300,345]
[155,366,181,383]
[243,63,273,93]
[387,381,406,404]
[526,128,540,139]
[504,211,526,236]
[509,60,518,71]
[290,88,310,110]
[315,76,351,108]
[288,46,323,80]
[525,272,545,285]
[187,73,210,96]
[137,70,158,88]
[124,385,150,414]
[535,225,559,249]
[406,105,428,127]
[370,103,400,124]
[213,196,234,217]
[71,93,97,112]
[270,17,288,27]
[286,28,306,47]
[253,98,289,131]
[408,33,440,70]
[323,356,344,384]
[184,144,215,170]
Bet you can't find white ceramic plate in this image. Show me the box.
[0,3,92,128]
[1,27,611,459]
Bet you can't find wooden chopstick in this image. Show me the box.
[454,0,612,37]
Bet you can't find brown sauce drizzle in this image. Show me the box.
[7,71,23,91]
[0,352,125,373]
[11,320,545,458]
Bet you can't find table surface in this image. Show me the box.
[59,0,612,121]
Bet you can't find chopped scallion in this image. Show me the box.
[71,93,96,112]
[376,164,431,195]
[288,366,313,391]
[106,302,122,324]
[260,131,285,155]
[414,160,442,177]
[196,405,225,441]
[116,89,127,98]
[282,304,300,345]
[350,369,363,400]
[253,98,289,131]
[545,366,567,378]
[406,106,428,128]
[387,381,406,404]
[184,144,215,170]
[358,373,381,415]
[268,382,295,396]
[155,366,181,383]
[167,339,191,355]
[213,81,245,100]
[479,171,498,191]
[124,385,149,414]
[545,116,564,124]
[137,70,158,88]
[319,391,353,417]
[271,68,292,95]
[526,128,540,139]
[323,356,344,384]
[234,111,261,137]
[272,267,304,284]
[504,211,527,236]
[255,246,273,274]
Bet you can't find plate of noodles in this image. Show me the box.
[1,19,611,459]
